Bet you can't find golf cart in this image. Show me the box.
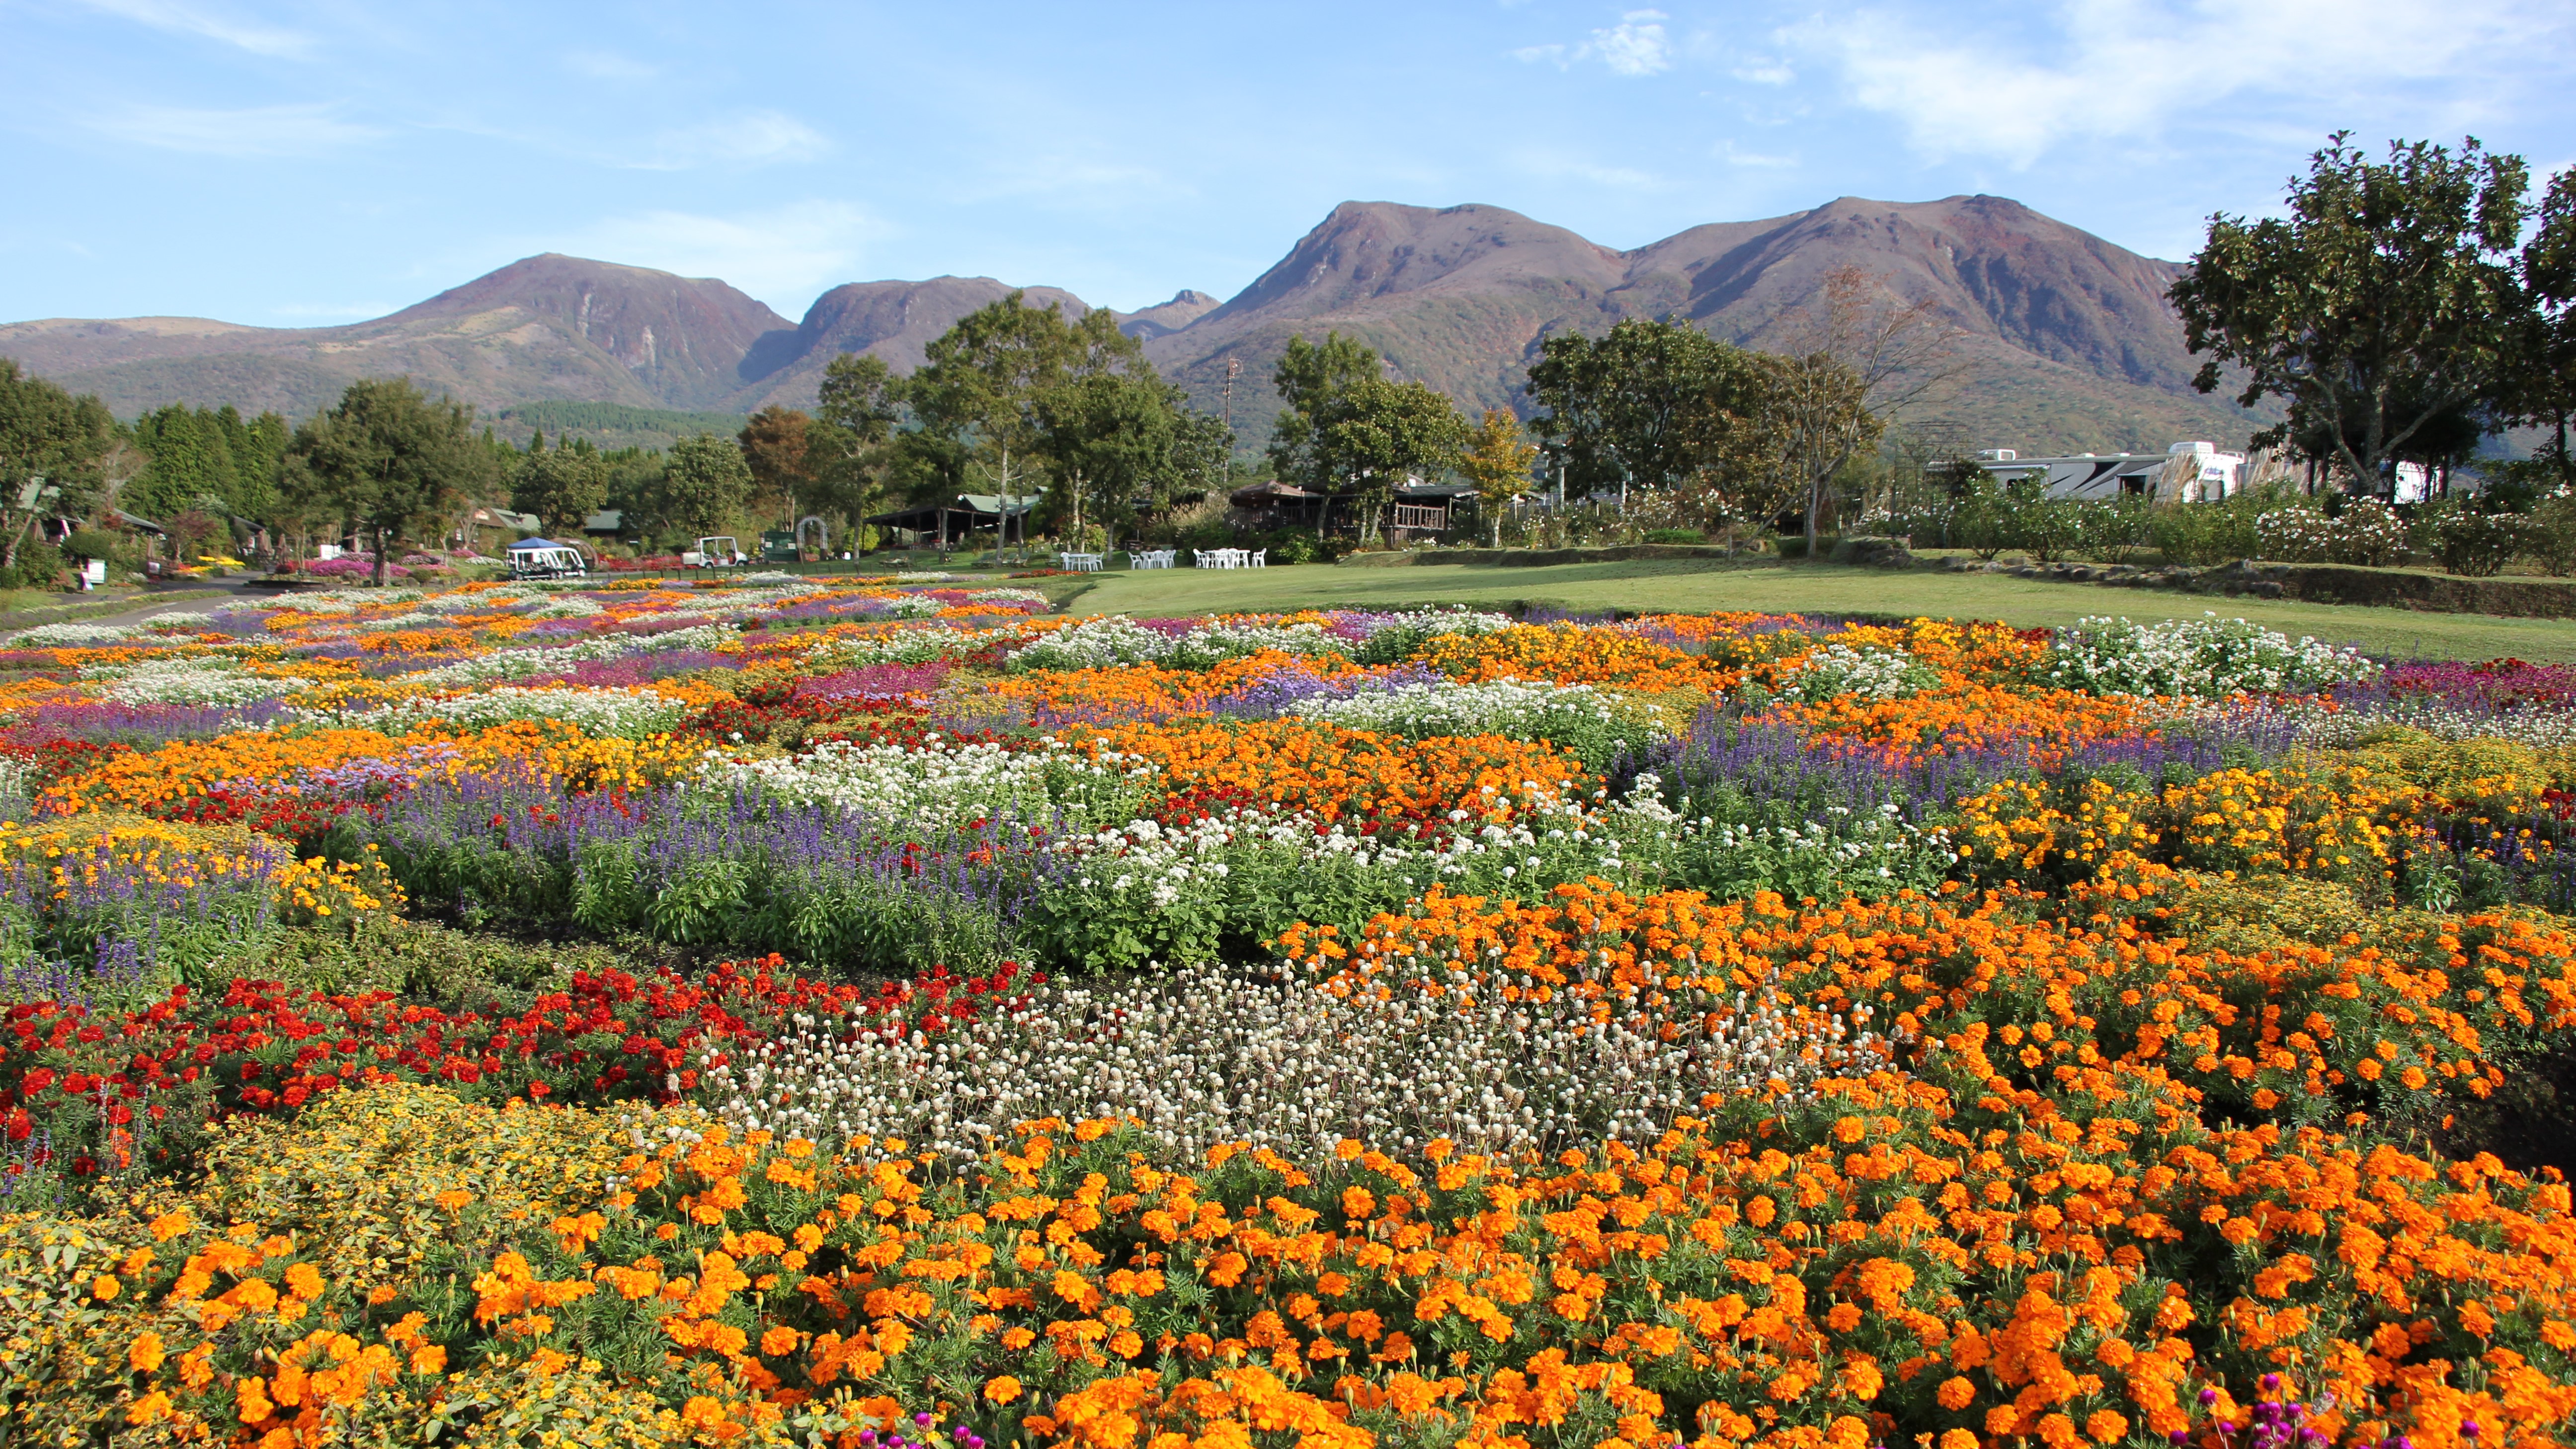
[681,536,743,568]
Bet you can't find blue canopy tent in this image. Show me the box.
[506,537,588,579]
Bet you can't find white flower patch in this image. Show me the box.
[702,951,1889,1167]
[1777,644,1937,704]
[698,735,1158,833]
[1293,678,1631,739]
[392,625,741,686]
[965,588,1048,606]
[353,685,692,739]
[7,622,146,648]
[82,658,302,707]
[2043,613,2378,700]
[1010,616,1352,671]
[353,612,443,634]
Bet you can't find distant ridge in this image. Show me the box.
[0,196,2263,453]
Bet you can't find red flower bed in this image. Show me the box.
[0,956,1040,1177]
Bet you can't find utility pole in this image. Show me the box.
[1219,357,1240,436]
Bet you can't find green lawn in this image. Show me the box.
[1055,558,2576,661]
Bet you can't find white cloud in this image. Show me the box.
[74,0,313,57]
[1591,9,1673,76]
[548,201,883,310]
[1513,148,1664,188]
[1715,140,1798,168]
[567,50,660,81]
[87,102,382,157]
[1800,0,2573,167]
[1514,8,1673,76]
[1730,57,1795,85]
[634,111,831,170]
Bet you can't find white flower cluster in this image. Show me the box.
[1049,784,1671,915]
[800,625,1027,669]
[698,734,1157,833]
[965,588,1048,606]
[2257,501,2409,566]
[389,625,740,685]
[81,658,301,706]
[2042,613,2379,700]
[1775,644,1938,704]
[8,622,146,648]
[352,685,692,739]
[353,612,443,634]
[1290,678,1636,741]
[1678,805,1953,901]
[704,955,1886,1167]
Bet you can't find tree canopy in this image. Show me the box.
[1456,410,1539,548]
[282,378,495,586]
[1034,370,1228,546]
[2173,133,2531,492]
[649,434,757,541]
[1525,319,1761,503]
[1267,333,1467,538]
[509,434,611,537]
[0,359,115,569]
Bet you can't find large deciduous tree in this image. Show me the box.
[2171,133,2529,494]
[2510,166,2576,486]
[281,378,493,586]
[1268,333,1467,539]
[509,435,611,538]
[1525,319,1758,509]
[1034,370,1229,547]
[909,293,1140,528]
[737,406,815,528]
[651,433,757,542]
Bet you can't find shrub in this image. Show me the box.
[2259,498,2409,564]
[2042,612,2381,698]
[1641,527,1702,544]
[2437,509,2539,577]
[2530,491,2576,576]
[2148,496,2264,566]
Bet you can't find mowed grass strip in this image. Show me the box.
[1059,558,2576,661]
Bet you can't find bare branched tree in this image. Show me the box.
[1765,265,1972,552]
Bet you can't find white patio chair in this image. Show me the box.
[1250,549,1266,568]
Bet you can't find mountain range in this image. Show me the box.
[0,196,2261,455]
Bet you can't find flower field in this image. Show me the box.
[5,572,2576,1449]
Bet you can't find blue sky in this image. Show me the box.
[3,0,2570,327]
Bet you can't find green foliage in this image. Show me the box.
[283,378,497,583]
[0,359,116,567]
[2435,506,2539,576]
[2173,133,2530,487]
[1035,369,1229,544]
[2529,490,2576,576]
[508,438,611,536]
[2147,494,2267,566]
[127,402,287,522]
[1267,333,1467,540]
[496,401,750,440]
[1523,318,1762,505]
[648,433,757,540]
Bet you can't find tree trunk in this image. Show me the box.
[372,527,388,587]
